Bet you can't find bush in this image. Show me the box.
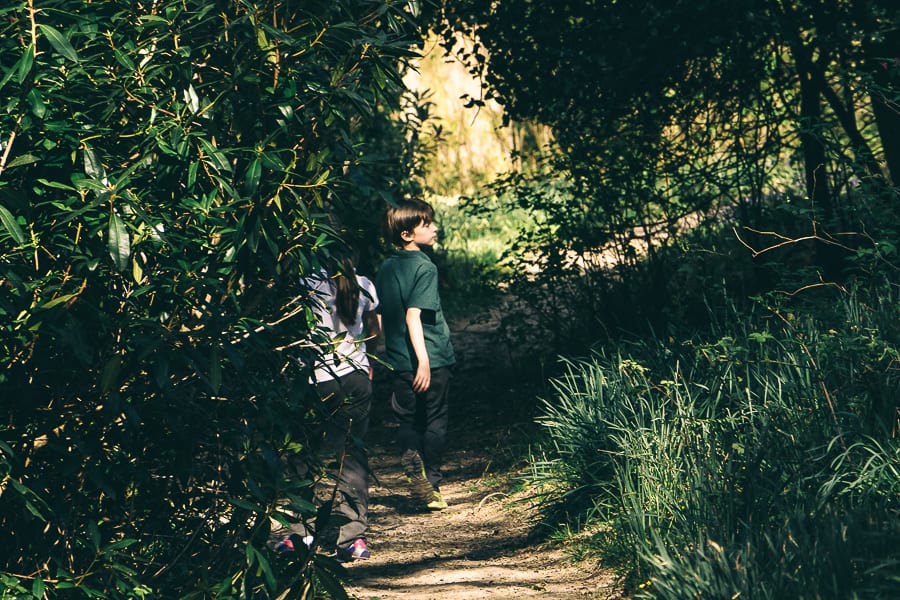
[534,284,900,597]
[0,1,424,597]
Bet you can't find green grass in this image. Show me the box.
[530,284,900,598]
[430,194,532,317]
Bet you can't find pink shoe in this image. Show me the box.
[336,538,370,562]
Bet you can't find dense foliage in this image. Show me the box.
[0,1,425,597]
[437,0,899,347]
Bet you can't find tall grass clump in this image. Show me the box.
[534,284,900,598]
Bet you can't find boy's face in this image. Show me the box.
[402,219,438,249]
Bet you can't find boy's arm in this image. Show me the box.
[405,307,430,392]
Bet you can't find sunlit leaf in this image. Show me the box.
[40,293,78,310]
[0,204,26,244]
[37,24,80,62]
[244,157,261,195]
[132,256,143,283]
[108,211,130,271]
[5,154,39,169]
[197,138,232,173]
[17,43,33,84]
[83,146,107,181]
[183,84,199,113]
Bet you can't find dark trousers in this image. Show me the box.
[390,367,452,489]
[311,370,372,546]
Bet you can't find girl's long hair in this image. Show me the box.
[334,254,360,327]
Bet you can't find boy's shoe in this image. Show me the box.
[336,538,370,562]
[426,489,448,511]
[401,449,434,503]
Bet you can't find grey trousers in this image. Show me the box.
[289,370,371,547]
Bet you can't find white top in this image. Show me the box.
[309,272,379,383]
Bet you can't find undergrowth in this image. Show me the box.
[530,281,900,598]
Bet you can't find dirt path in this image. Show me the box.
[342,311,622,600]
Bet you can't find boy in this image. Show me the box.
[376,199,455,511]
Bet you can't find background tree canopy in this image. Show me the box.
[434,0,899,344]
[0,1,426,597]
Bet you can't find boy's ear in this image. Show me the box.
[399,229,413,242]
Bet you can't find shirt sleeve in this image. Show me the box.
[358,275,379,312]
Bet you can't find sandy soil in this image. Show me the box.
[340,310,624,600]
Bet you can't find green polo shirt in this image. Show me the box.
[375,250,455,372]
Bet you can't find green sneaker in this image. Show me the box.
[426,489,448,511]
[401,449,434,503]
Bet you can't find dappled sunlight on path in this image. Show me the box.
[343,312,622,600]
[343,446,614,599]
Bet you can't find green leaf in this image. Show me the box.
[197,138,232,174]
[108,211,130,271]
[138,15,169,25]
[84,147,107,181]
[31,577,45,599]
[88,520,101,551]
[748,331,774,344]
[0,57,21,93]
[17,44,34,84]
[6,154,39,169]
[0,205,26,244]
[311,556,351,600]
[100,355,122,395]
[113,48,135,70]
[102,538,137,552]
[187,161,199,188]
[244,158,261,195]
[227,497,264,513]
[27,88,46,119]
[36,178,75,191]
[41,293,77,310]
[8,480,47,520]
[245,544,277,590]
[132,257,143,284]
[38,24,80,62]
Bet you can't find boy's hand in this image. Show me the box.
[413,360,431,392]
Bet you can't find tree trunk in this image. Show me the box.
[798,69,834,220]
[797,55,845,278]
[867,41,900,186]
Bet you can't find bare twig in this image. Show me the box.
[733,226,856,258]
[476,492,509,512]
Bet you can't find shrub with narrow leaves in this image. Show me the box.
[0,1,425,597]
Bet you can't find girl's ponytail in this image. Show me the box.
[334,254,360,327]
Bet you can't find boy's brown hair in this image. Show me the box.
[385,199,434,247]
